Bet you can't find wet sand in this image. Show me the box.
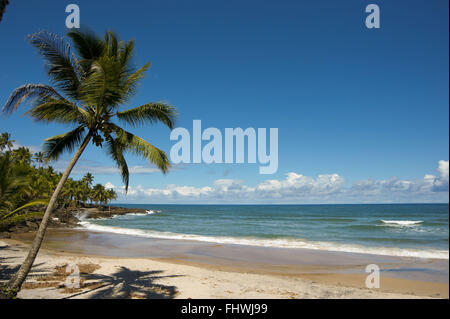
[2,228,449,298]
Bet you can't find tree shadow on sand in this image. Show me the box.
[0,250,46,283]
[64,267,182,299]
[0,262,20,282]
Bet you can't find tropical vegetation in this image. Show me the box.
[0,133,117,229]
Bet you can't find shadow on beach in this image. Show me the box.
[0,243,182,299]
[0,244,46,284]
[65,267,181,299]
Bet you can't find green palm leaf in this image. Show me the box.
[122,62,150,99]
[105,136,130,191]
[66,29,105,70]
[26,97,88,124]
[119,39,135,69]
[43,126,86,161]
[116,102,176,129]
[2,84,67,115]
[1,200,48,220]
[28,31,81,99]
[109,124,170,173]
[79,56,125,111]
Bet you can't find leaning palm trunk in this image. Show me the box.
[8,132,92,291]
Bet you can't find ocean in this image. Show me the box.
[78,204,449,259]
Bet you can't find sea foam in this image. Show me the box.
[380,220,423,226]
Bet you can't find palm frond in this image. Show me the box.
[122,62,150,99]
[104,31,119,59]
[66,29,105,61]
[1,200,48,220]
[2,84,66,115]
[109,124,170,173]
[28,31,81,99]
[105,136,130,191]
[120,39,135,69]
[66,29,105,81]
[43,126,86,161]
[79,56,126,111]
[117,102,176,129]
[26,97,89,124]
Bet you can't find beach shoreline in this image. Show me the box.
[1,228,448,299]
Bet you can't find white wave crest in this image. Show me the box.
[110,210,162,217]
[146,210,161,215]
[381,220,423,226]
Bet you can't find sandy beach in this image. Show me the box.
[0,228,447,299]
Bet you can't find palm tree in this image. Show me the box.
[92,183,116,207]
[81,173,94,206]
[33,152,46,168]
[62,179,78,207]
[106,188,117,212]
[0,132,15,152]
[82,172,94,187]
[92,183,105,206]
[11,147,32,165]
[107,188,117,202]
[1,29,176,295]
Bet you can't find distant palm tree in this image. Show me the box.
[92,183,107,206]
[107,188,117,201]
[0,132,15,152]
[106,188,117,212]
[33,152,46,168]
[81,172,94,187]
[11,147,32,165]
[62,179,78,207]
[1,29,176,295]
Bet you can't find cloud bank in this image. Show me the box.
[107,160,449,204]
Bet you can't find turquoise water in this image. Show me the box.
[79,204,449,259]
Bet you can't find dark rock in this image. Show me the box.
[81,206,147,219]
[25,221,38,229]
[9,225,29,233]
[1,205,143,234]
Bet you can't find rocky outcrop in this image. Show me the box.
[0,205,145,237]
[79,206,147,219]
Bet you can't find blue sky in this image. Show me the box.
[0,0,448,203]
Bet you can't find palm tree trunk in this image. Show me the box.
[7,131,93,293]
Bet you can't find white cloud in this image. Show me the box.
[8,141,446,204]
[431,160,449,191]
[104,182,115,189]
[112,161,449,204]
